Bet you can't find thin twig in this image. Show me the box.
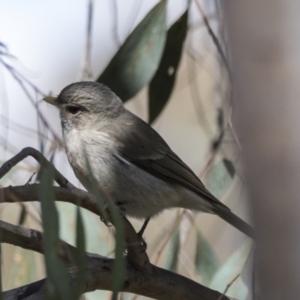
[110,0,121,46]
[0,147,74,188]
[80,0,94,81]
[25,172,36,185]
[229,117,242,151]
[217,273,240,300]
[0,114,53,143]
[186,52,214,138]
[0,57,62,145]
[193,0,232,81]
[152,210,185,265]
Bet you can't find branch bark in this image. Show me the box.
[0,147,229,299]
[1,219,228,300]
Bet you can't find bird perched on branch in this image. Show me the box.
[44,81,254,239]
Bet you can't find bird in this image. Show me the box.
[44,81,254,239]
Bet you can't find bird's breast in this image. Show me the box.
[63,129,114,185]
[63,128,182,219]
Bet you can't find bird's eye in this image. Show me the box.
[66,106,81,115]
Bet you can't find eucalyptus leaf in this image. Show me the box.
[195,231,220,285]
[148,9,188,124]
[206,159,235,199]
[38,165,72,300]
[111,208,126,300]
[97,0,167,101]
[209,241,252,300]
[73,207,86,299]
[223,158,235,178]
[165,227,180,272]
[18,205,27,226]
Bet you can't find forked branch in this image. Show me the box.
[0,148,229,300]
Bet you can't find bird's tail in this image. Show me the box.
[213,205,255,239]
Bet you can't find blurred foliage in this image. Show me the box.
[74,207,87,299]
[38,165,72,299]
[98,0,167,102]
[98,0,189,124]
[148,9,188,124]
[165,227,180,272]
[209,241,252,300]
[206,159,235,199]
[6,246,44,291]
[194,231,220,285]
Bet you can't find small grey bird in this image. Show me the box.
[45,81,254,238]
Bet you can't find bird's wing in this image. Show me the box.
[115,115,229,210]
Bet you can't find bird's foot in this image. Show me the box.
[137,231,147,252]
[134,217,151,252]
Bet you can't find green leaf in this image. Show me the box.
[148,9,188,124]
[18,206,27,226]
[206,159,235,199]
[209,241,252,300]
[111,204,125,300]
[165,227,180,272]
[97,0,167,101]
[223,158,235,178]
[73,207,86,299]
[38,165,72,300]
[195,231,220,285]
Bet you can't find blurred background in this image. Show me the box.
[0,1,252,299]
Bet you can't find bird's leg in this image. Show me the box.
[138,217,151,237]
[113,204,147,251]
[136,217,151,251]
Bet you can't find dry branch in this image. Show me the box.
[0,148,229,299]
[0,206,228,300]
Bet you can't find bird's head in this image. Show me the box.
[44,81,124,132]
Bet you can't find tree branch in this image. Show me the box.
[0,148,229,299]
[0,219,44,254]
[0,148,148,267]
[0,184,149,269]
[1,220,228,300]
[0,147,73,189]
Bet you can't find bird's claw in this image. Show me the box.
[137,231,147,252]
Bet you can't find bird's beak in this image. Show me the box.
[43,96,58,107]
